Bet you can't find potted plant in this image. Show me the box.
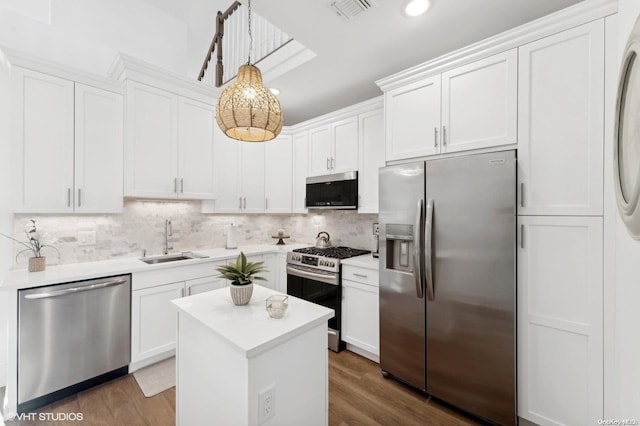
[216,252,268,305]
[0,219,58,272]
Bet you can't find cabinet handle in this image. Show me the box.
[174,178,178,193]
[326,157,330,170]
[520,224,525,249]
[243,197,247,209]
[180,178,184,193]
[67,188,71,207]
[442,126,447,146]
[520,183,525,207]
[331,157,335,169]
[353,273,368,278]
[434,127,438,147]
[181,287,185,297]
[77,188,82,207]
[239,197,242,209]
[265,198,268,210]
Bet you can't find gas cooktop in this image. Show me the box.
[292,246,371,259]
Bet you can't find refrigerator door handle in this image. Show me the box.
[413,199,424,299]
[425,198,435,301]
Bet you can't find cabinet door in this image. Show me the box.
[131,281,185,363]
[441,49,517,153]
[292,131,309,213]
[342,279,379,356]
[260,254,277,290]
[308,126,331,176]
[125,82,178,198]
[518,21,604,216]
[276,253,288,293]
[241,143,265,213]
[265,134,292,213]
[385,75,441,161]
[358,109,384,213]
[332,116,358,173]
[187,275,226,296]
[178,97,215,199]
[212,123,241,212]
[74,84,124,213]
[517,216,603,426]
[12,68,74,213]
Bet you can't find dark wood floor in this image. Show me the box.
[2,350,481,425]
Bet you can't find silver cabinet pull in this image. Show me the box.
[442,125,447,146]
[520,183,525,207]
[265,198,268,210]
[331,157,335,169]
[180,178,184,193]
[326,158,330,170]
[67,188,71,207]
[174,178,178,193]
[353,273,368,278]
[520,224,525,249]
[243,197,246,209]
[434,127,438,147]
[181,287,185,297]
[77,188,82,207]
[413,199,424,299]
[239,197,242,209]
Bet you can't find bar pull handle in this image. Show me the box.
[181,287,185,297]
[443,126,448,146]
[239,197,242,209]
[326,158,330,170]
[520,182,525,207]
[180,178,184,193]
[434,127,438,147]
[243,197,247,209]
[331,157,335,169]
[77,188,82,207]
[265,198,268,210]
[174,178,178,193]
[425,199,435,301]
[353,273,368,279]
[520,224,525,249]
[67,188,71,207]
[413,199,424,299]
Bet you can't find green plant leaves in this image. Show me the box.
[215,251,269,285]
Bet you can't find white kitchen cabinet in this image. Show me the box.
[260,253,277,290]
[308,116,359,176]
[383,50,516,162]
[441,49,517,153]
[131,281,185,364]
[385,75,441,161]
[265,134,293,213]
[341,264,379,361]
[11,67,123,213]
[125,81,215,200]
[186,275,227,296]
[517,21,605,216]
[208,123,242,213]
[517,215,603,426]
[240,143,266,213]
[358,108,384,213]
[292,131,309,213]
[276,253,288,293]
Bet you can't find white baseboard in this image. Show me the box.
[129,350,175,373]
[345,344,379,363]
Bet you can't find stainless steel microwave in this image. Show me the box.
[305,171,358,210]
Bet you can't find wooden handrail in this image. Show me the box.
[198,1,242,86]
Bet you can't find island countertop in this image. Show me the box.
[171,285,334,358]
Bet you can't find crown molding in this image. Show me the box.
[376,0,617,92]
[0,46,124,94]
[287,96,383,133]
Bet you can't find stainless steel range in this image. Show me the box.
[286,246,370,352]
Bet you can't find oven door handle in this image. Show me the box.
[287,265,339,286]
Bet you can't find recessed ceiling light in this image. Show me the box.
[404,0,430,17]
[269,88,280,95]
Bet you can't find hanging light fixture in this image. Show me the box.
[216,0,283,142]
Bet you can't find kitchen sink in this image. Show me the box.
[140,252,208,264]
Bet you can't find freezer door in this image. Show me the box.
[378,162,426,391]
[425,151,516,425]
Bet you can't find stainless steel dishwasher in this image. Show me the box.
[18,274,131,413]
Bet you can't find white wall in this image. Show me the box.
[611,0,640,418]
[0,0,189,76]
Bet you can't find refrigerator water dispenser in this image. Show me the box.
[384,223,415,272]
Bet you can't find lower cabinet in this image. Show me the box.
[341,264,379,361]
[131,281,185,366]
[186,275,227,296]
[517,215,603,425]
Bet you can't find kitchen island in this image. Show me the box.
[171,285,334,426]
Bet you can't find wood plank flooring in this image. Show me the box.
[2,350,482,425]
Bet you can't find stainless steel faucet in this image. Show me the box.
[164,219,173,255]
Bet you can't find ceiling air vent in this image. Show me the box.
[330,0,377,21]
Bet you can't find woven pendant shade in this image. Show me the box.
[216,64,283,142]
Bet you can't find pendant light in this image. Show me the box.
[216,0,283,142]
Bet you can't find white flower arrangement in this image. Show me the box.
[0,219,59,261]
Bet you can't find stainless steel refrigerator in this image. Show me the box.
[379,150,516,426]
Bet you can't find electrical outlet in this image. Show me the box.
[258,384,276,424]
[77,230,96,246]
[373,223,379,236]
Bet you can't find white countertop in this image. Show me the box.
[341,253,380,270]
[172,284,334,358]
[0,243,310,291]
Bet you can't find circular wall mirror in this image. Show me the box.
[615,16,640,239]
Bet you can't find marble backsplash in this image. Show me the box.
[11,201,378,267]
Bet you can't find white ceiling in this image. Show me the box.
[145,0,585,125]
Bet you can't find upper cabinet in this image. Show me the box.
[358,109,384,214]
[308,116,359,176]
[292,131,309,213]
[382,49,517,162]
[125,82,214,200]
[517,21,605,216]
[265,134,293,213]
[11,67,123,213]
